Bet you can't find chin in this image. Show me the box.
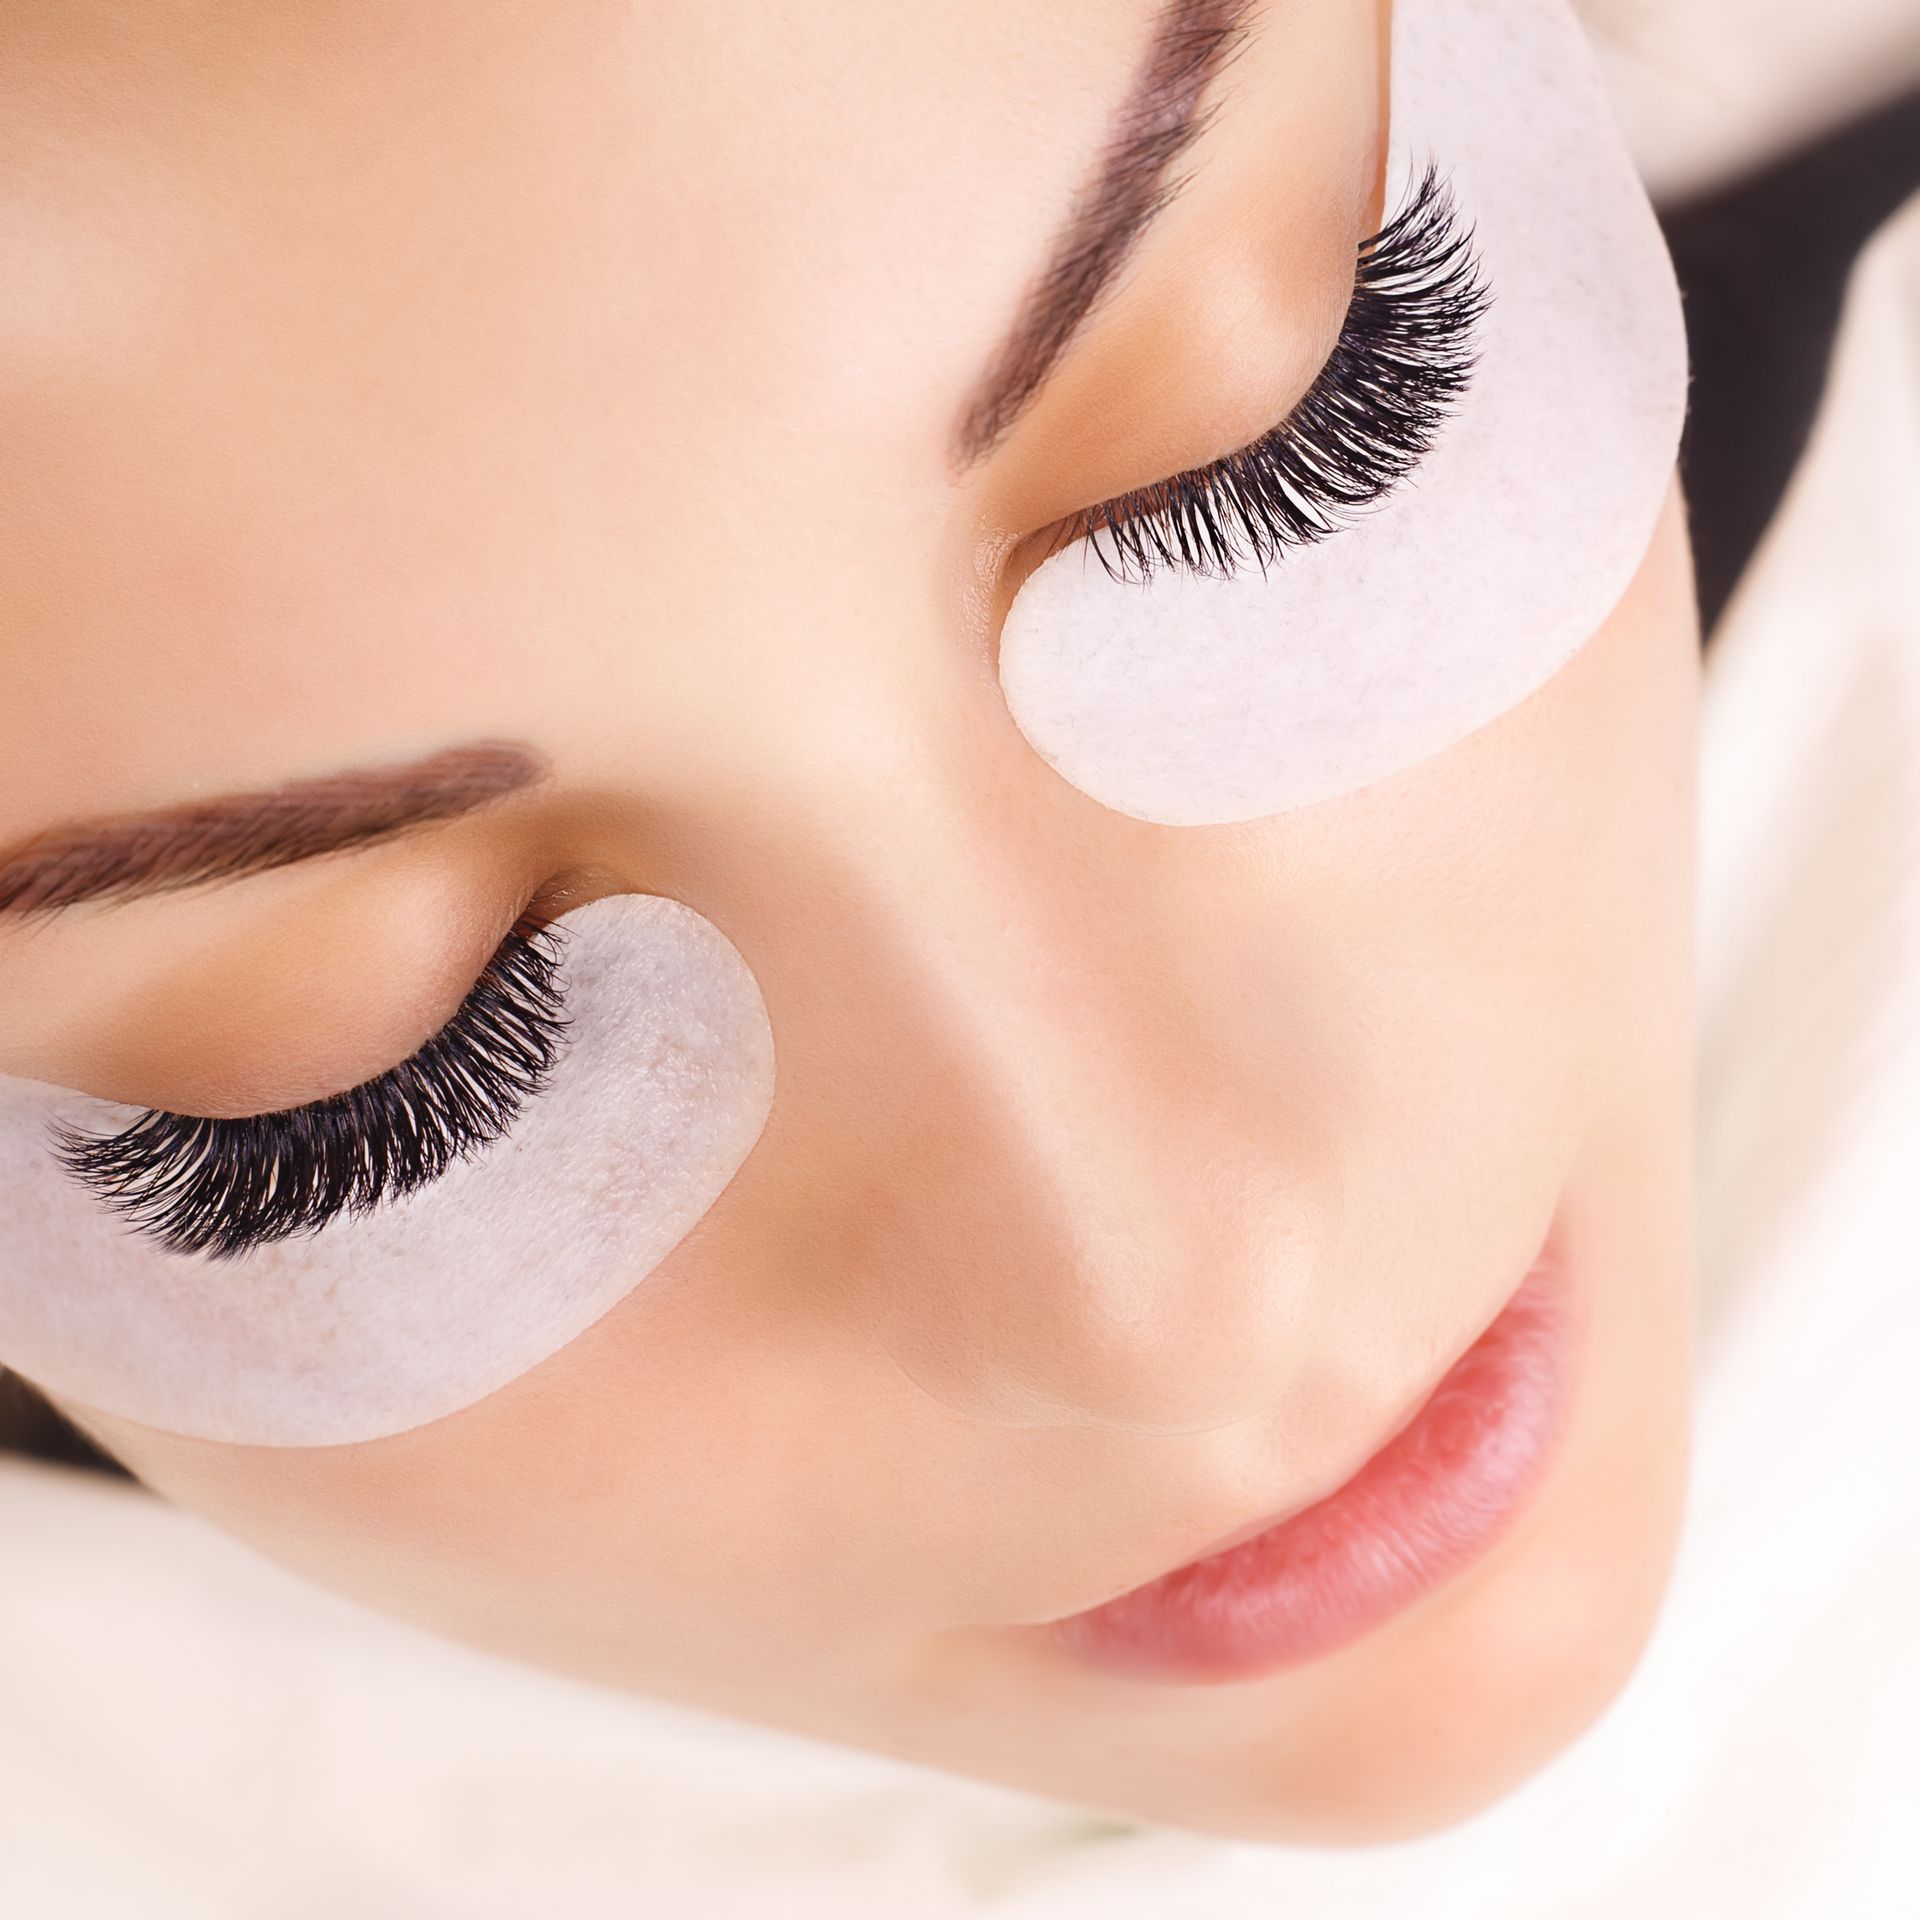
[1203,1485,1688,1848]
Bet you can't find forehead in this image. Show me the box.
[0,0,1143,410]
[0,0,1156,820]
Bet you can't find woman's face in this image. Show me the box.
[0,0,1699,1842]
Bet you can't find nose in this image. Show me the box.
[754,725,1354,1434]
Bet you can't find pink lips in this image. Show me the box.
[1046,1242,1577,1684]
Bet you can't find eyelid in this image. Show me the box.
[52,918,571,1259]
[0,820,550,1120]
[1040,163,1487,584]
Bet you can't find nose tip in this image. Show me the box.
[873,1124,1352,1434]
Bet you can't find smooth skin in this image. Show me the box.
[0,0,1697,1842]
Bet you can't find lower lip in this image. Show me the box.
[1046,1237,1578,1685]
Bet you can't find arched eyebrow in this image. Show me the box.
[950,0,1260,472]
[0,741,546,919]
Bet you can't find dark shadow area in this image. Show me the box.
[1662,87,1920,637]
[0,1370,131,1479]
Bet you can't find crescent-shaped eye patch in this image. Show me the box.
[0,894,775,1447]
[999,0,1689,826]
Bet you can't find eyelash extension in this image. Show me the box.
[53,920,570,1262]
[1065,161,1491,583]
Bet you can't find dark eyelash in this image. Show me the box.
[53,921,571,1262]
[1065,162,1491,583]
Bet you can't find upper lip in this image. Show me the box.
[1047,1237,1557,1617]
[1026,1371,1445,1628]
[1176,1362,1450,1568]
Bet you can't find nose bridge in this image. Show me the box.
[783,753,1351,1433]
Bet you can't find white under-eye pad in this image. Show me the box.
[999,0,1689,826]
[0,893,774,1447]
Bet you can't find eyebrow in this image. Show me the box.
[0,741,546,919]
[951,0,1258,471]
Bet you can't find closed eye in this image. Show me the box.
[51,919,571,1261]
[1059,162,1490,583]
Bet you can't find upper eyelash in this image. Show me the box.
[1064,162,1490,584]
[52,920,571,1262]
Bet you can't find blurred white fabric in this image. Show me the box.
[1581,0,1920,198]
[5,13,1920,1918]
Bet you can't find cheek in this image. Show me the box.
[999,0,1689,827]
[0,893,774,1447]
